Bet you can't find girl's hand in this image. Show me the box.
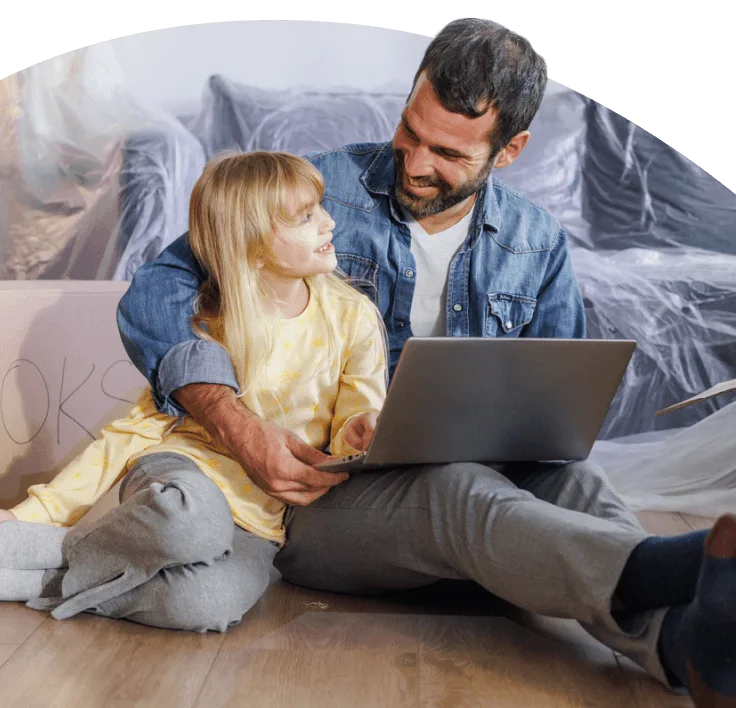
[0,510,17,523]
[343,412,379,452]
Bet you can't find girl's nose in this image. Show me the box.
[320,206,335,232]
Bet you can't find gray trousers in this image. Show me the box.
[274,460,672,685]
[28,453,278,633]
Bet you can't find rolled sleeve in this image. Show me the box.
[155,340,241,417]
[116,234,242,417]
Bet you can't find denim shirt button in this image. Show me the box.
[397,321,405,328]
[505,320,513,329]
[405,269,414,278]
[453,304,463,312]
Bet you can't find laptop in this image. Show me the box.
[316,337,636,473]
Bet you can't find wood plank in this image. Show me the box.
[636,511,692,536]
[515,612,620,655]
[197,649,418,708]
[0,603,46,644]
[196,580,645,708]
[418,614,635,707]
[0,644,18,669]
[680,514,716,532]
[193,592,419,708]
[189,577,509,708]
[0,613,224,708]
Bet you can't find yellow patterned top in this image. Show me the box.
[11,281,386,544]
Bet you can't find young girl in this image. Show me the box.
[0,151,387,632]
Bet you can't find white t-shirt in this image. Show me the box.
[404,208,474,337]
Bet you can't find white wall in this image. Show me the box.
[23,20,565,126]
[108,21,431,116]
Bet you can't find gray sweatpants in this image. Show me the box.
[27,452,278,632]
[274,460,672,686]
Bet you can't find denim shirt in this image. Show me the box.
[118,142,586,417]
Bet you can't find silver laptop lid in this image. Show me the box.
[364,338,636,465]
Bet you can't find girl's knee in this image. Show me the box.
[151,570,266,633]
[127,465,235,561]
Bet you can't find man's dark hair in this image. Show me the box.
[413,18,547,153]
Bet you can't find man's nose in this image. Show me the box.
[403,145,436,178]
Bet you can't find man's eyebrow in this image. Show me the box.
[401,114,417,136]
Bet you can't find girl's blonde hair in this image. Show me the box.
[188,150,385,415]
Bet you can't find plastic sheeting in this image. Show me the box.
[485,86,736,441]
[0,44,205,280]
[590,400,736,517]
[575,247,736,440]
[3,46,736,515]
[190,74,406,158]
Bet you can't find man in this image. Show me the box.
[117,19,735,706]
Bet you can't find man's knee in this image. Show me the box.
[565,459,607,480]
[418,462,519,506]
[546,460,642,530]
[560,459,618,498]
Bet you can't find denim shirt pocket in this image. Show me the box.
[336,253,380,303]
[486,293,537,337]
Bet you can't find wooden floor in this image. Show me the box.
[0,512,714,707]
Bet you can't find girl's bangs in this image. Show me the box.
[273,162,325,225]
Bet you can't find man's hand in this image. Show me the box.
[174,384,348,506]
[343,412,378,452]
[0,510,17,523]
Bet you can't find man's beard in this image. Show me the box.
[393,148,493,219]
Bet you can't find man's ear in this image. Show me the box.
[492,131,531,169]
